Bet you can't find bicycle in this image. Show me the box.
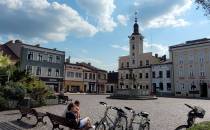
[175,104,205,130]
[95,102,127,130]
[124,106,150,130]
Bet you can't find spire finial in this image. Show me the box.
[135,11,138,23]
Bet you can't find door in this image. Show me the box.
[200,83,207,97]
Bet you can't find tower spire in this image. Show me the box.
[135,11,138,23]
[133,11,139,35]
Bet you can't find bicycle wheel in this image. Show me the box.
[139,122,150,130]
[115,116,127,130]
[95,122,106,130]
[175,125,188,130]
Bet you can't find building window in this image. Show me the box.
[26,65,32,74]
[126,85,129,89]
[126,74,129,79]
[67,72,70,77]
[167,83,171,91]
[146,85,149,89]
[93,74,95,80]
[200,71,205,77]
[121,63,124,68]
[140,85,142,89]
[166,70,170,78]
[132,60,135,64]
[27,52,33,60]
[132,53,135,56]
[36,66,41,75]
[85,73,87,79]
[159,82,163,90]
[132,44,135,50]
[56,69,60,77]
[38,53,43,61]
[89,73,92,79]
[139,73,142,79]
[189,71,193,77]
[127,62,129,67]
[140,61,142,66]
[159,71,163,78]
[145,73,149,78]
[48,68,52,76]
[56,56,61,63]
[79,73,82,78]
[152,71,155,78]
[146,60,149,66]
[70,72,74,77]
[48,55,53,62]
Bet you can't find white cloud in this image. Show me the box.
[0,0,98,42]
[133,0,192,28]
[111,41,168,57]
[117,14,128,26]
[111,44,129,51]
[143,41,168,57]
[76,0,117,32]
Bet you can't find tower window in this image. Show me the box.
[140,61,143,66]
[146,60,149,65]
[127,62,129,67]
[132,44,135,50]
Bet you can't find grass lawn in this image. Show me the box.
[188,121,210,130]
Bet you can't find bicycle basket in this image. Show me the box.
[194,106,205,118]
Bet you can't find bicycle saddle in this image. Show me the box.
[99,102,107,106]
[124,106,133,111]
[139,112,149,118]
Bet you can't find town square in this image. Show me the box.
[0,0,210,130]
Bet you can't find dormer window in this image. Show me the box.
[28,51,33,60]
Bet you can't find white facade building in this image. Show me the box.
[152,61,174,96]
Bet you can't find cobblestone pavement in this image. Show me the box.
[0,95,210,130]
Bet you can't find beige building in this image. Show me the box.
[64,62,84,92]
[118,18,159,96]
[169,38,210,98]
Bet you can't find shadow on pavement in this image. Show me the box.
[0,121,21,130]
[10,120,34,129]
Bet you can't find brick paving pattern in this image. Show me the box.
[0,95,210,130]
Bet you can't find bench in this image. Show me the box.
[17,107,47,127]
[46,112,79,130]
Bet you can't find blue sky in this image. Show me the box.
[0,0,210,71]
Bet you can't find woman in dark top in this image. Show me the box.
[66,103,95,130]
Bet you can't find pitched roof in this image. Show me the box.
[0,44,19,61]
[169,38,210,49]
[76,62,107,72]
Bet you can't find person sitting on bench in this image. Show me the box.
[66,103,95,130]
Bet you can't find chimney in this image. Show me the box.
[88,62,91,66]
[53,48,57,50]
[162,55,166,61]
[15,40,22,44]
[35,44,40,47]
[155,54,158,58]
[66,56,70,63]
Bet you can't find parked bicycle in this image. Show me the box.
[124,106,150,130]
[95,102,127,130]
[175,104,205,130]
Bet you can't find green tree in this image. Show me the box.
[0,53,11,68]
[195,0,210,16]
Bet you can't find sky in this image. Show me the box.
[0,0,210,71]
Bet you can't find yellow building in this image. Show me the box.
[64,62,84,92]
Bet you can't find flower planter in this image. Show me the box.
[46,98,58,105]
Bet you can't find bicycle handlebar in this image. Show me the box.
[185,104,194,109]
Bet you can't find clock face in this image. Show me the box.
[132,36,135,40]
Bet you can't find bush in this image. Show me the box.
[3,82,25,101]
[0,96,7,111]
[188,121,210,130]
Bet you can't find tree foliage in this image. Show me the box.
[195,0,210,16]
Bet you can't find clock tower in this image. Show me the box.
[129,14,143,57]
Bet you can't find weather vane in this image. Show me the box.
[135,11,138,23]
